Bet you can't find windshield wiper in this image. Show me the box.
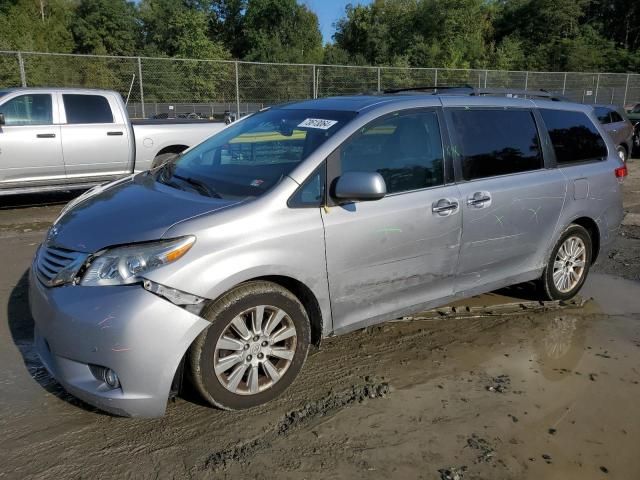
[172,173,222,199]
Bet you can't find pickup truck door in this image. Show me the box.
[0,93,65,186]
[57,93,132,180]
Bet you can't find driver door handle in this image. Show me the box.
[432,198,459,216]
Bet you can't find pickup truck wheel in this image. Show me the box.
[151,152,178,169]
[539,225,592,301]
[188,281,310,410]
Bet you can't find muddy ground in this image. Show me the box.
[1,163,639,480]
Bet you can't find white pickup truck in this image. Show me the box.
[0,87,226,195]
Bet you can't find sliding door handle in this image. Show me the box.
[107,131,124,136]
[36,133,56,138]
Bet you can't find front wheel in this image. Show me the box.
[539,225,592,301]
[188,281,310,410]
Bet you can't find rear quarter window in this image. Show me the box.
[63,94,113,124]
[449,109,543,181]
[540,109,607,165]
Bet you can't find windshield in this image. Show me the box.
[156,108,356,200]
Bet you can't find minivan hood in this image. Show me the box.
[52,173,239,252]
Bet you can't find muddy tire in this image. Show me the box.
[539,224,592,301]
[151,152,178,169]
[188,281,310,410]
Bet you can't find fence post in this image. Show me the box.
[484,70,488,88]
[524,71,529,91]
[17,52,26,87]
[562,72,567,95]
[594,74,600,103]
[137,57,145,119]
[312,65,317,99]
[377,67,381,92]
[623,74,630,106]
[235,61,240,116]
[434,68,438,87]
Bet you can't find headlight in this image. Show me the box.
[81,236,195,286]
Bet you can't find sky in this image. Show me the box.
[301,0,373,44]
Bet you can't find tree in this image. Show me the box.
[0,0,74,52]
[241,0,323,63]
[72,0,140,56]
[209,0,248,58]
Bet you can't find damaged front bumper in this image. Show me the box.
[29,265,210,417]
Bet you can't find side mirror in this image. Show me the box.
[333,171,386,202]
[0,113,5,126]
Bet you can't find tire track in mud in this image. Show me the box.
[201,378,390,472]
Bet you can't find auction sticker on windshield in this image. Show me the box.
[298,118,338,129]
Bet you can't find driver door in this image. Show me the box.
[0,93,65,186]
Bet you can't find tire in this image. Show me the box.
[539,224,592,301]
[151,152,178,169]
[616,145,628,163]
[188,281,311,410]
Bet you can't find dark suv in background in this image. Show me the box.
[594,104,634,162]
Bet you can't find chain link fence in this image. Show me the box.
[2,50,640,118]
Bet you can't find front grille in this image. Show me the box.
[36,245,85,286]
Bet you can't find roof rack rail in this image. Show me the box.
[473,88,568,102]
[382,85,474,94]
[380,85,569,102]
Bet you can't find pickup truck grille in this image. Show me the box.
[36,245,86,287]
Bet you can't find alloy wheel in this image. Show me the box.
[552,236,587,293]
[213,305,297,395]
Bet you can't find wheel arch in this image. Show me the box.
[155,144,189,158]
[240,275,324,347]
[570,216,601,264]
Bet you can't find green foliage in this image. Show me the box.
[331,0,640,73]
[0,0,74,52]
[72,0,140,56]
[241,0,323,63]
[1,0,639,95]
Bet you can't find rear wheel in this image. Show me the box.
[617,145,628,163]
[539,225,592,301]
[188,281,310,410]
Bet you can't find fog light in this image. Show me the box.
[90,364,121,389]
[104,369,120,388]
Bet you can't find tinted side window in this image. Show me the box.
[594,107,611,124]
[63,94,113,124]
[2,94,52,125]
[610,110,623,123]
[449,109,542,181]
[339,111,444,194]
[540,109,607,164]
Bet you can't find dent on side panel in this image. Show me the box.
[456,171,566,291]
[151,205,333,337]
[557,161,624,251]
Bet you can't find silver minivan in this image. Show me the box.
[29,91,626,417]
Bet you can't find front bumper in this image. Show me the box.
[29,265,210,417]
